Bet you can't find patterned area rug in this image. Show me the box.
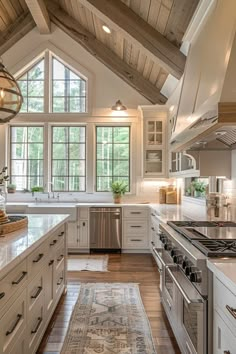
[67,255,109,271]
[61,283,157,354]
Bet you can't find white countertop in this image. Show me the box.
[207,259,236,295]
[0,214,69,279]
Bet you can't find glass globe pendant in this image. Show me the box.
[0,60,23,124]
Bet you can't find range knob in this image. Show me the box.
[173,254,183,264]
[159,233,166,242]
[185,266,192,276]
[190,271,202,283]
[170,248,178,257]
[164,242,172,251]
[182,259,191,270]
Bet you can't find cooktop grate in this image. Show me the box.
[192,239,236,257]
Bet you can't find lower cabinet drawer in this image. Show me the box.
[0,260,27,316]
[28,242,47,277]
[214,277,236,334]
[0,289,27,354]
[55,261,65,300]
[27,272,44,313]
[123,207,148,218]
[123,220,148,234]
[214,310,236,354]
[28,297,44,354]
[9,328,27,354]
[123,236,148,249]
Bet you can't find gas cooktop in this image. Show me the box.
[167,220,236,257]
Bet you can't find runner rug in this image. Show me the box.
[61,283,157,354]
[67,255,109,272]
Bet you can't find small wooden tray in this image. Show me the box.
[0,216,28,236]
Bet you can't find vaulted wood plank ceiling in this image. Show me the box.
[0,0,199,104]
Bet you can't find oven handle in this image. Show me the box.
[166,266,204,306]
[153,247,166,268]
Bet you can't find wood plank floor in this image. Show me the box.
[37,254,180,354]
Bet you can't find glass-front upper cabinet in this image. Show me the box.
[138,106,167,178]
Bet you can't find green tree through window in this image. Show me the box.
[96,127,130,191]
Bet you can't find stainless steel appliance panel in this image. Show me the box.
[90,207,121,249]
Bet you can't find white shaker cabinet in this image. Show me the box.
[122,206,149,251]
[213,276,236,354]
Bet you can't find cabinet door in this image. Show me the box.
[44,258,55,318]
[78,220,89,248]
[67,221,78,248]
[146,119,163,147]
[214,310,236,354]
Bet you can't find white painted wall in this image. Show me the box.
[2,24,149,116]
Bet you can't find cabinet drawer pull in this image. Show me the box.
[151,227,155,231]
[48,259,54,266]
[57,276,63,285]
[31,286,43,299]
[31,317,43,334]
[50,239,57,246]
[6,314,22,336]
[224,351,231,354]
[12,271,27,285]
[33,253,44,263]
[59,231,64,237]
[151,213,155,216]
[57,254,64,262]
[0,292,5,300]
[130,212,141,214]
[131,239,142,242]
[226,305,236,319]
[130,225,142,228]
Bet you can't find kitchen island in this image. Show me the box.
[0,214,69,354]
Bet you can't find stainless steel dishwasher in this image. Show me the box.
[89,207,122,250]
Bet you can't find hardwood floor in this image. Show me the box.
[37,254,180,354]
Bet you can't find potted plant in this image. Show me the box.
[31,186,44,196]
[191,180,206,198]
[7,183,16,193]
[110,181,128,204]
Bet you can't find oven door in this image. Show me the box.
[166,265,207,354]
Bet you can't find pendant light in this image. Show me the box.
[0,59,23,124]
[111,100,127,111]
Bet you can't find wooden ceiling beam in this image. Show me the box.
[78,0,186,79]
[46,0,167,104]
[0,12,35,56]
[25,0,51,34]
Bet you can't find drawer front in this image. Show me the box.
[123,207,148,219]
[28,242,47,277]
[214,310,236,354]
[55,261,65,300]
[9,328,26,354]
[27,272,44,313]
[46,227,65,252]
[214,277,236,334]
[123,236,148,249]
[28,298,44,354]
[0,260,27,315]
[124,220,148,234]
[0,289,26,354]
[55,245,65,270]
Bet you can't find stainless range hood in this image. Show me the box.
[170,1,236,152]
[171,103,236,152]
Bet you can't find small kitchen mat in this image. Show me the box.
[67,254,109,271]
[61,283,157,354]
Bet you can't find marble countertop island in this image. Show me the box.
[0,214,69,278]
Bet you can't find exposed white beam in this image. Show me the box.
[25,0,51,34]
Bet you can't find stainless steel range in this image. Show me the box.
[152,220,236,354]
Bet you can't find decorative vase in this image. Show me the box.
[113,194,121,204]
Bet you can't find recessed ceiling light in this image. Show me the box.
[102,25,111,34]
[169,105,175,112]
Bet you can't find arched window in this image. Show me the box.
[17,52,88,114]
